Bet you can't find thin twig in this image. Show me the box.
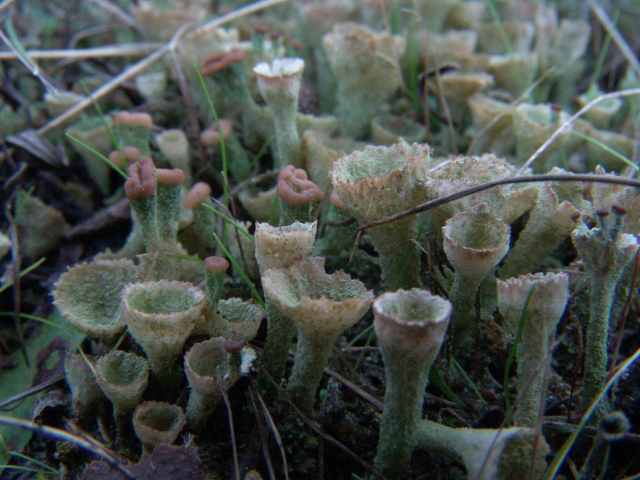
[517,88,640,173]
[0,373,64,411]
[88,0,137,28]
[222,391,241,480]
[0,43,161,60]
[227,169,279,198]
[358,173,640,234]
[0,0,16,16]
[37,0,289,134]
[0,414,135,479]
[247,385,277,480]
[589,0,640,77]
[252,381,290,480]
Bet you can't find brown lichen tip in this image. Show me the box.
[112,111,153,129]
[200,120,233,147]
[125,156,156,200]
[277,165,325,207]
[183,182,212,209]
[612,204,627,216]
[156,168,185,187]
[110,146,142,167]
[201,49,247,76]
[109,150,126,167]
[204,256,230,273]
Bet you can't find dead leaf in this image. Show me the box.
[7,129,69,167]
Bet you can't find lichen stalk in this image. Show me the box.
[254,222,317,387]
[369,220,422,290]
[261,303,295,386]
[288,332,339,414]
[262,258,372,413]
[582,274,617,413]
[449,273,482,344]
[254,58,304,168]
[185,387,222,432]
[572,211,639,414]
[155,169,185,250]
[373,289,451,479]
[125,157,161,253]
[414,420,549,480]
[498,273,569,427]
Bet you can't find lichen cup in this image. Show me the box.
[331,141,432,290]
[262,257,373,413]
[373,289,451,479]
[123,280,205,389]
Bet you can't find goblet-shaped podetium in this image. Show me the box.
[500,184,580,279]
[95,350,149,443]
[155,167,186,253]
[419,30,478,70]
[477,20,534,54]
[255,221,317,385]
[253,58,305,169]
[323,22,405,139]
[331,141,432,290]
[373,289,451,479]
[54,259,139,344]
[180,182,217,258]
[64,352,103,425]
[577,84,622,130]
[183,338,234,431]
[277,165,324,224]
[487,53,538,99]
[238,179,280,224]
[262,257,373,414]
[133,401,185,455]
[218,297,265,375]
[112,111,153,154]
[370,113,427,146]
[467,94,515,156]
[511,103,578,169]
[301,129,365,196]
[425,71,494,123]
[415,421,549,480]
[573,206,639,415]
[122,281,205,389]
[67,115,114,194]
[498,272,569,427]
[155,129,191,181]
[442,204,510,346]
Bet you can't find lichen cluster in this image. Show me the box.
[27,0,640,478]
